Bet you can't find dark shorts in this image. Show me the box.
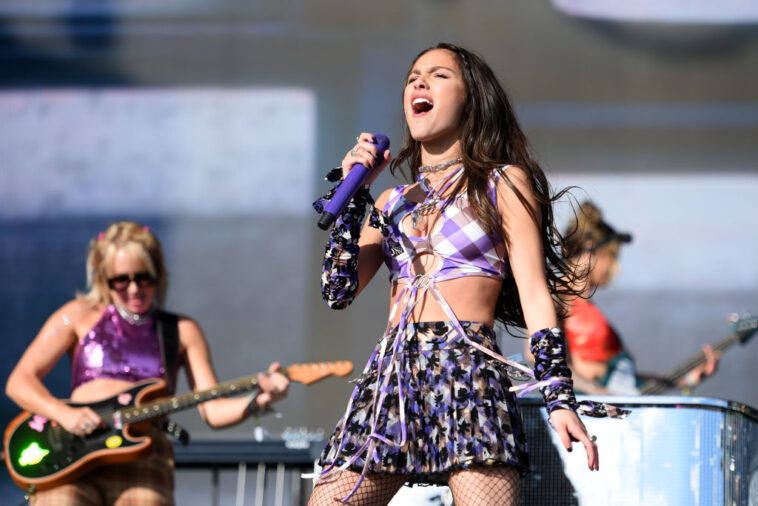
[319,321,530,485]
[30,427,175,506]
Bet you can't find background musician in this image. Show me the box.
[5,220,289,505]
[560,202,720,395]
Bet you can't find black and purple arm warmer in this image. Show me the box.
[531,327,631,419]
[313,168,374,309]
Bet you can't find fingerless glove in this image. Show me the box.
[313,168,374,309]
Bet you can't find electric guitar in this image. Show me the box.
[3,360,353,492]
[639,314,757,394]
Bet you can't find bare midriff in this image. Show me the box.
[70,377,143,404]
[388,275,502,327]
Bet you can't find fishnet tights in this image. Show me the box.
[307,466,519,506]
[308,470,406,505]
[448,466,520,506]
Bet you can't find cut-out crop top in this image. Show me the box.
[373,166,509,285]
[70,304,167,391]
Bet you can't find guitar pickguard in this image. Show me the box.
[5,381,157,484]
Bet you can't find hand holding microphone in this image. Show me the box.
[317,133,391,230]
[342,133,391,185]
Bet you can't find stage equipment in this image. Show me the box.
[520,395,758,505]
[102,395,757,505]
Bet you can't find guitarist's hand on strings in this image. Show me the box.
[60,405,102,437]
[251,362,290,413]
[676,344,721,388]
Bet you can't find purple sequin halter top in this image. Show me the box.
[71,304,166,391]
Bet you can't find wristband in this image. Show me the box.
[530,327,577,415]
[247,392,273,418]
[685,371,697,387]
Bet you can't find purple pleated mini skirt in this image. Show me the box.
[318,320,529,485]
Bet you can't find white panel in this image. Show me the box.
[0,88,316,217]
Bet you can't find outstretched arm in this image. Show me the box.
[496,167,598,471]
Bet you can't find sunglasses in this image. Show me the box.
[107,272,156,291]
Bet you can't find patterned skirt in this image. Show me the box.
[319,321,530,485]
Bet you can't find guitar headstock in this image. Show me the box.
[729,312,758,344]
[285,361,354,385]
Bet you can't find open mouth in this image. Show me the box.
[412,97,433,114]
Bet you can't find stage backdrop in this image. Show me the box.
[2,87,756,445]
[2,0,758,502]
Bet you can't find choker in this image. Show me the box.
[114,304,155,326]
[418,157,463,174]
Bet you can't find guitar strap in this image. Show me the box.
[155,310,191,445]
[156,310,180,395]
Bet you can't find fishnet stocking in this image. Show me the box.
[308,470,406,506]
[447,466,520,506]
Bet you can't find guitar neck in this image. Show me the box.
[640,333,738,395]
[111,361,353,426]
[116,374,261,425]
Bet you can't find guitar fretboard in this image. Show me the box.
[106,361,351,426]
[116,375,261,424]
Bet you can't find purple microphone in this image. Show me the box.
[317,134,390,230]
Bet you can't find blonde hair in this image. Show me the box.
[564,202,622,260]
[79,221,168,307]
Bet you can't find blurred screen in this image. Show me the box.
[0,88,316,218]
[551,0,758,23]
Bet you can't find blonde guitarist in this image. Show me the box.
[5,221,290,505]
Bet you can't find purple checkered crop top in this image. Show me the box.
[371,166,509,286]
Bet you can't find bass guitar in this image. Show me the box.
[3,360,353,492]
[639,314,757,394]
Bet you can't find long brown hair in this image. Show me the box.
[391,43,582,329]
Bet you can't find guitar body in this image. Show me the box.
[4,379,167,492]
[2,360,354,492]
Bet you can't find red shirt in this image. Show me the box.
[563,298,622,362]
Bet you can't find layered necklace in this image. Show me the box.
[115,303,155,326]
[411,166,464,228]
[418,157,463,174]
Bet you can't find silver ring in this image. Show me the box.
[356,136,361,142]
[590,435,597,443]
[350,149,357,156]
